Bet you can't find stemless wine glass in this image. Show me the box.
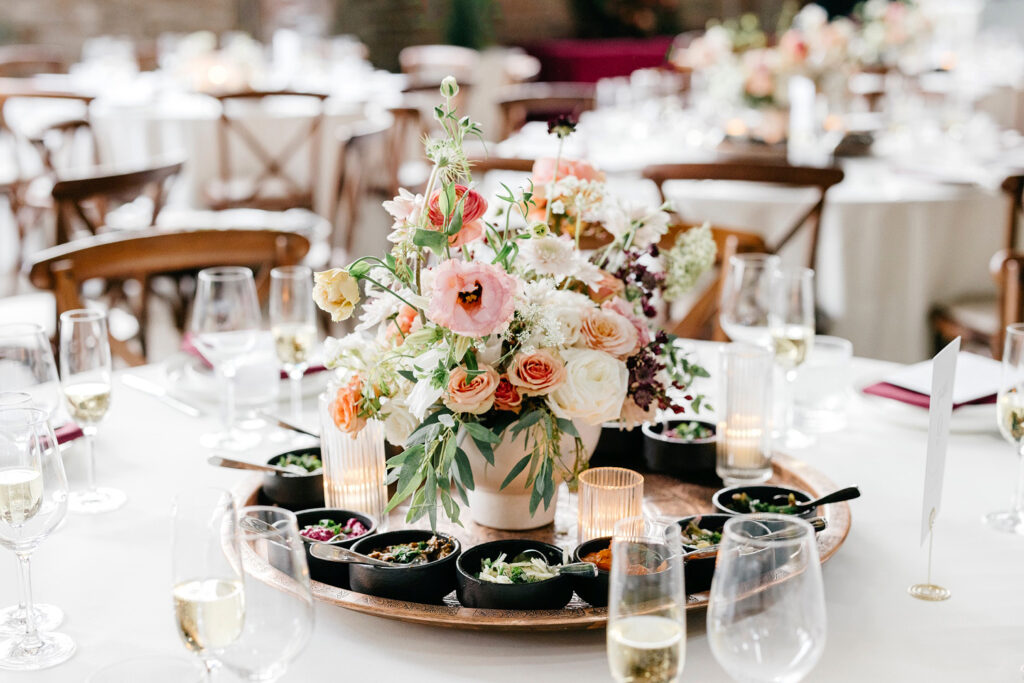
[220,506,313,682]
[191,267,262,451]
[769,266,816,449]
[707,514,827,683]
[171,488,244,682]
[719,254,781,347]
[986,323,1024,533]
[59,309,126,514]
[607,517,686,683]
[269,266,317,423]
[0,323,62,419]
[0,406,74,670]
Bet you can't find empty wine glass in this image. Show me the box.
[606,517,686,683]
[269,266,317,423]
[0,324,61,419]
[59,309,125,514]
[171,488,243,682]
[719,254,781,347]
[220,506,314,682]
[986,324,1024,534]
[0,406,74,670]
[769,267,816,449]
[191,267,262,451]
[707,514,826,683]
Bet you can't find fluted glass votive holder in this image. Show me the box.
[318,392,388,528]
[717,343,775,486]
[578,467,644,542]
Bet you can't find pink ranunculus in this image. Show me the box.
[427,185,488,228]
[581,308,639,359]
[602,297,650,353]
[444,363,499,415]
[530,158,605,187]
[427,260,517,338]
[508,349,567,396]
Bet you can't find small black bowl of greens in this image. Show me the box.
[676,513,770,594]
[456,539,574,610]
[712,485,816,520]
[262,447,324,510]
[642,419,720,486]
[349,530,461,605]
[295,507,376,589]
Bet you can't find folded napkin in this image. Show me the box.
[55,422,84,444]
[862,382,996,411]
[181,333,327,379]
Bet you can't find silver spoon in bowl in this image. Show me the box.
[207,455,310,476]
[309,542,401,567]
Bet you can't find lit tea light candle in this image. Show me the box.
[578,467,644,542]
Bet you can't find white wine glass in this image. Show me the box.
[607,516,686,683]
[986,323,1024,533]
[769,266,816,449]
[171,488,243,683]
[59,309,125,514]
[719,253,781,347]
[0,323,62,419]
[707,514,826,683]
[0,406,74,670]
[191,267,262,451]
[220,506,314,682]
[269,266,317,423]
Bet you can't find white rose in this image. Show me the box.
[382,398,417,447]
[549,291,589,346]
[547,348,628,426]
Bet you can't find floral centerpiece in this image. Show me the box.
[313,77,715,530]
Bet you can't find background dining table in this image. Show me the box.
[3,342,1023,682]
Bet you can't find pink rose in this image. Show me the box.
[581,308,638,358]
[602,298,650,353]
[508,349,566,396]
[493,376,522,413]
[444,363,499,415]
[427,260,516,338]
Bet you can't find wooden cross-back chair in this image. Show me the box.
[333,115,395,258]
[467,155,535,175]
[643,161,845,271]
[27,228,310,366]
[0,45,70,78]
[28,117,98,175]
[207,90,328,212]
[51,160,183,244]
[497,82,597,140]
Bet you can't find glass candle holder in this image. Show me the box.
[318,392,387,528]
[578,467,644,542]
[717,343,774,486]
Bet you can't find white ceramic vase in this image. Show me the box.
[463,420,601,530]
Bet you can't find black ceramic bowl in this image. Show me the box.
[642,420,720,486]
[712,485,816,520]
[456,539,573,610]
[676,513,772,594]
[589,423,646,470]
[349,530,461,605]
[296,508,376,589]
[262,447,325,511]
[571,536,612,607]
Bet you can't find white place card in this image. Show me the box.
[921,338,959,544]
[886,351,1000,405]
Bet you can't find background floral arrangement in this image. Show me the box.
[313,77,715,527]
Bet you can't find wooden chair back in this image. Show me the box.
[0,46,70,78]
[1003,175,1024,252]
[51,160,183,244]
[642,161,845,270]
[29,117,99,175]
[468,156,535,175]
[210,90,328,211]
[333,116,394,257]
[399,44,479,85]
[497,82,596,140]
[28,228,310,365]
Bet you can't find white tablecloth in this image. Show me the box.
[4,346,1024,682]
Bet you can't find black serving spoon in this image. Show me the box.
[773,486,860,513]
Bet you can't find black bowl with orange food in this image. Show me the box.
[349,530,461,605]
[573,536,678,607]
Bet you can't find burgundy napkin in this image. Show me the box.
[862,382,997,411]
[180,333,326,379]
[55,422,84,444]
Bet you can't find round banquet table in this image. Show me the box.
[3,342,1023,682]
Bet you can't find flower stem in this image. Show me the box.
[545,136,566,225]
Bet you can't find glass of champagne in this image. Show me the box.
[269,266,317,423]
[59,309,126,514]
[986,323,1024,533]
[607,517,686,683]
[171,488,244,682]
[719,253,781,347]
[221,506,314,682]
[191,267,262,451]
[769,266,816,449]
[0,323,62,419]
[707,514,827,683]
[0,406,75,670]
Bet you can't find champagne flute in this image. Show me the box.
[59,309,126,514]
[986,323,1024,533]
[171,488,244,682]
[719,253,781,347]
[220,506,314,682]
[269,266,317,423]
[0,323,62,420]
[707,514,826,683]
[191,267,262,451]
[769,266,816,449]
[0,406,74,670]
[607,517,686,683]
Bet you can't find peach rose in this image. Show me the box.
[588,269,625,303]
[493,376,522,413]
[329,376,366,435]
[444,363,499,415]
[427,260,517,338]
[508,349,566,396]
[531,158,605,186]
[602,297,650,353]
[581,308,639,358]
